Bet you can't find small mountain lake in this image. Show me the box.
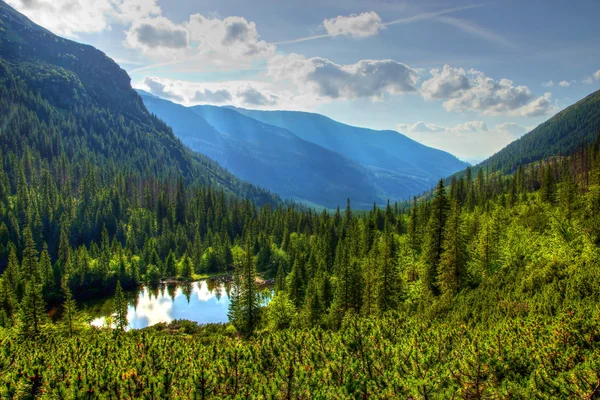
[74,279,272,330]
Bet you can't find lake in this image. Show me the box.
[79,279,271,330]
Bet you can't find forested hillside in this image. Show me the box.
[475,89,600,173]
[1,130,599,398]
[1,1,600,398]
[0,0,277,204]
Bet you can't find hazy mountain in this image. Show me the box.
[140,94,469,208]
[230,108,469,181]
[140,92,382,208]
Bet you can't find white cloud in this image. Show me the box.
[397,119,523,160]
[582,70,600,84]
[237,86,278,106]
[125,17,189,53]
[114,0,161,23]
[542,80,554,87]
[143,76,184,102]
[137,76,293,109]
[6,0,160,37]
[193,89,233,104]
[269,54,420,101]
[397,120,488,135]
[124,13,274,64]
[421,65,555,117]
[559,80,575,87]
[185,14,274,58]
[322,11,384,38]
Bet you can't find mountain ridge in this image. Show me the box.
[138,92,469,208]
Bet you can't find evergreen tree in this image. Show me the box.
[230,241,261,336]
[438,201,467,298]
[19,281,47,336]
[420,179,449,296]
[113,282,128,332]
[61,285,77,337]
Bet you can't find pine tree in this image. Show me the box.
[19,281,47,336]
[181,253,194,279]
[21,226,39,283]
[113,282,128,332]
[420,179,449,296]
[61,285,77,337]
[438,201,467,298]
[165,251,177,277]
[375,234,399,314]
[39,243,54,291]
[230,241,261,336]
[286,258,305,308]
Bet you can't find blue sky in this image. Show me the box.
[8,0,600,163]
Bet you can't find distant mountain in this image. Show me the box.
[475,89,600,173]
[0,0,276,205]
[230,108,469,182]
[140,94,468,208]
[140,92,382,208]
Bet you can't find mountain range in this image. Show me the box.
[0,0,277,206]
[139,91,469,208]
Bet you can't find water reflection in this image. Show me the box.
[87,280,246,330]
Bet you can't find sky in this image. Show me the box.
[7,0,600,163]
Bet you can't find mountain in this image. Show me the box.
[0,0,276,205]
[229,108,469,182]
[475,89,600,173]
[140,94,468,208]
[140,92,382,208]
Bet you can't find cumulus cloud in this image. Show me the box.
[193,89,233,104]
[185,14,274,58]
[322,11,384,38]
[269,54,420,100]
[421,65,555,117]
[397,119,523,161]
[137,76,290,109]
[559,80,575,87]
[6,0,160,37]
[397,120,488,135]
[124,13,274,62]
[582,70,600,84]
[126,17,189,52]
[237,86,278,106]
[143,76,184,102]
[542,80,554,87]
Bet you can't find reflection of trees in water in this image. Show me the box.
[206,279,223,301]
[224,281,232,298]
[181,282,193,303]
[167,283,177,301]
[131,288,140,310]
[148,285,160,300]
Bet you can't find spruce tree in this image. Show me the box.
[438,201,467,298]
[113,282,128,332]
[420,179,449,296]
[239,240,260,335]
[375,234,399,314]
[61,285,77,337]
[19,281,47,336]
